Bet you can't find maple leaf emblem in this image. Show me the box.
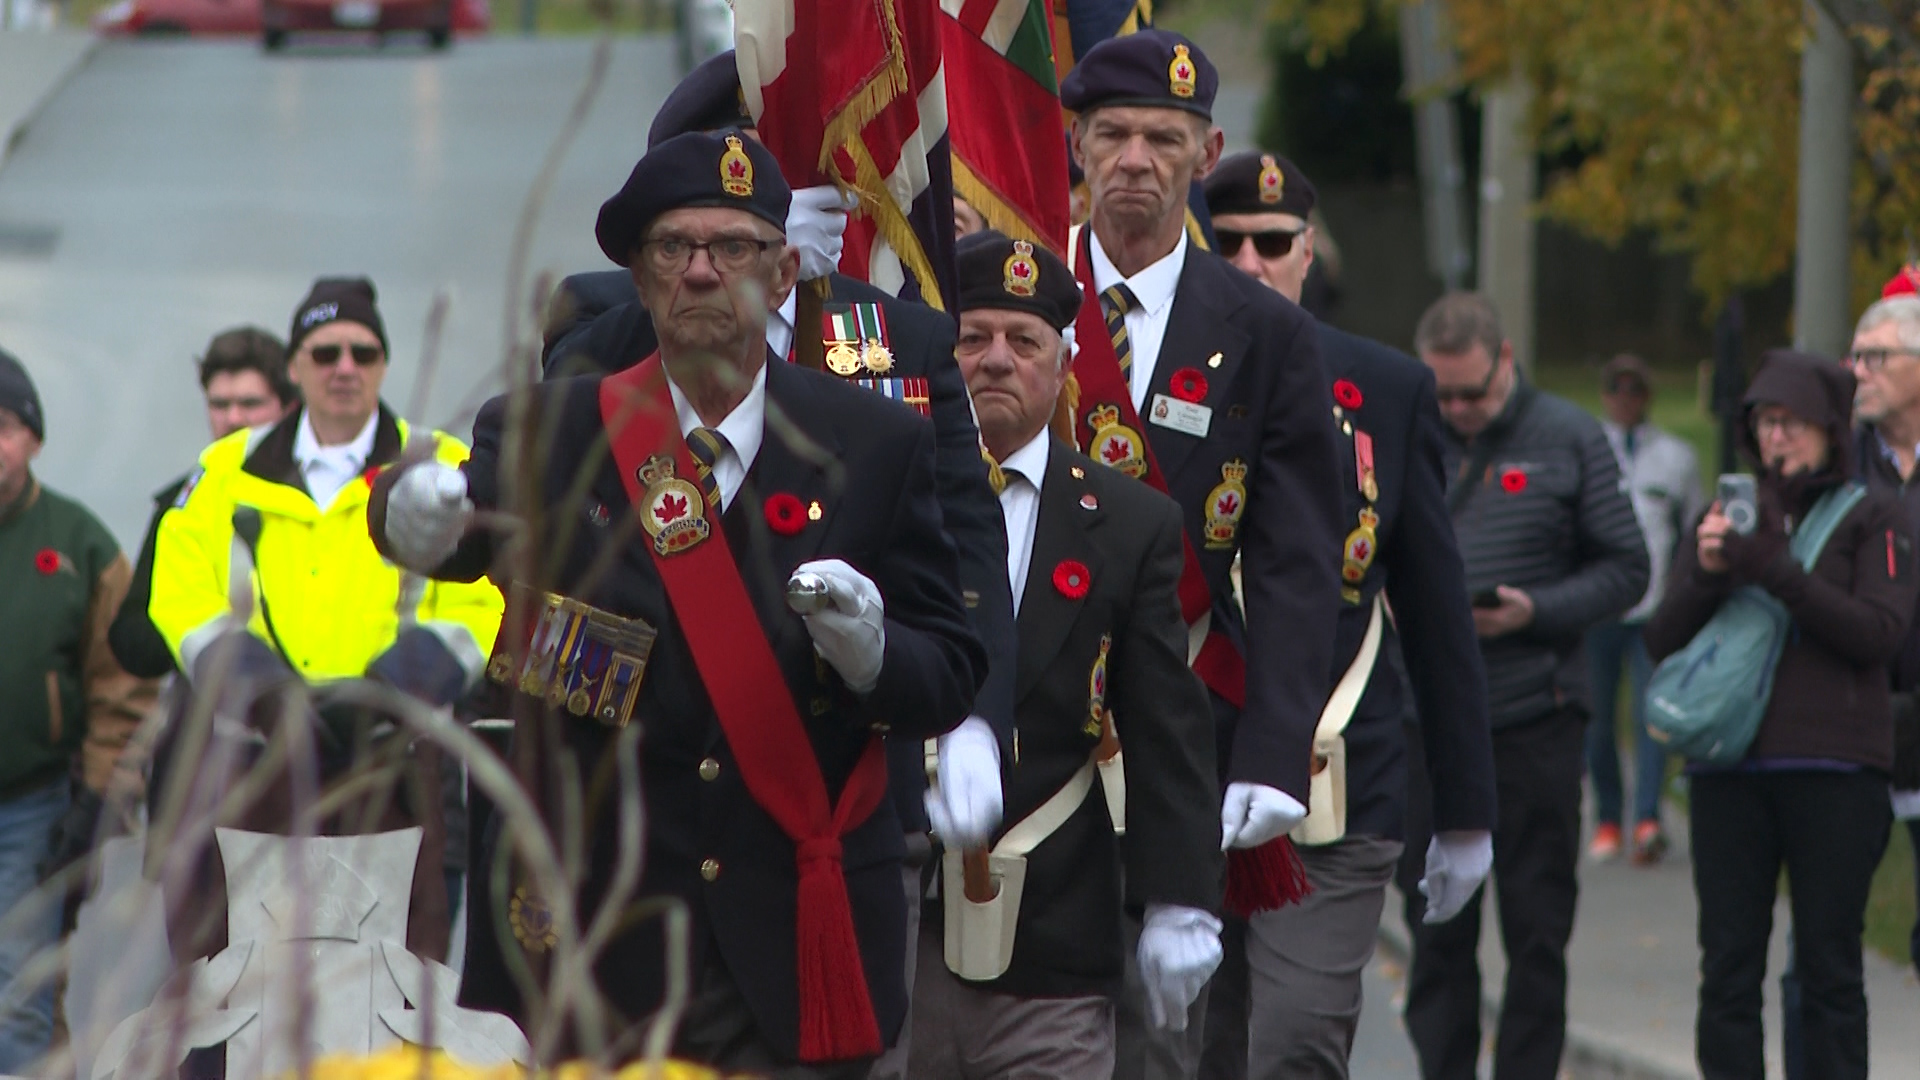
[1102,436,1131,463]
[1352,538,1371,562]
[1013,263,1031,279]
[655,492,688,523]
[728,160,747,178]
[1216,492,1240,517]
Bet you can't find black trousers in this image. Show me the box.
[1398,708,1584,1080]
[1689,769,1890,1080]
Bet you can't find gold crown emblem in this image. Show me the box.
[720,134,754,198]
[637,455,680,488]
[1089,404,1122,429]
[1003,239,1039,297]
[1258,155,1284,204]
[1169,44,1197,99]
[1220,459,1249,482]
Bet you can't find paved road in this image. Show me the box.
[0,36,668,548]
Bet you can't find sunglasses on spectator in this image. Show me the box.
[309,343,383,366]
[1434,361,1501,404]
[1216,228,1305,260]
[1846,348,1918,373]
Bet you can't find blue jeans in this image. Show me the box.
[0,779,69,1073]
[1585,620,1667,828]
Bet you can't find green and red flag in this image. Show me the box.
[941,0,1073,256]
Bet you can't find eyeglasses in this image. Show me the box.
[1216,228,1305,260]
[640,236,781,275]
[308,343,383,367]
[1750,413,1817,440]
[1434,361,1501,404]
[1846,348,1919,373]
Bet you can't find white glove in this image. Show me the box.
[793,558,886,694]
[1060,324,1080,364]
[1419,829,1494,924]
[1219,782,1307,851]
[1136,903,1223,1032]
[786,186,860,281]
[924,716,1003,849]
[385,463,472,571]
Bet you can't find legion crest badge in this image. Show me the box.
[1258,154,1285,204]
[720,134,754,198]
[509,885,557,954]
[1204,459,1250,549]
[637,455,711,556]
[1169,44,1197,99]
[1342,507,1380,587]
[1087,634,1112,738]
[1003,239,1039,297]
[1088,404,1148,478]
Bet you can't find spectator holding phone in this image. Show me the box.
[1646,348,1915,1079]
[1402,293,1647,1079]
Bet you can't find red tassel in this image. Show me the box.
[794,838,883,1062]
[1224,837,1313,918]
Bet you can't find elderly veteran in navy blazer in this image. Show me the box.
[1056,32,1346,1075]
[905,232,1223,1080]
[370,130,987,1077]
[1196,152,1497,1080]
[543,48,1017,870]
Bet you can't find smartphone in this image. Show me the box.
[1471,588,1503,609]
[1717,473,1758,535]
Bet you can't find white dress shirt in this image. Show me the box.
[996,429,1051,615]
[292,409,380,510]
[1089,230,1189,411]
[767,290,798,360]
[667,362,768,511]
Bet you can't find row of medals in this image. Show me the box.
[826,338,894,377]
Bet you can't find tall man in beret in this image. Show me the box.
[1197,152,1497,1080]
[907,232,1223,1079]
[543,51,1019,985]
[374,130,987,1076]
[1055,31,1346,1076]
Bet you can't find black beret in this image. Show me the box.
[1204,151,1316,219]
[955,230,1082,331]
[289,276,388,355]
[0,346,43,441]
[647,50,755,149]
[596,129,793,267]
[1060,29,1217,120]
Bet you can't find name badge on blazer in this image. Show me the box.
[1148,394,1212,438]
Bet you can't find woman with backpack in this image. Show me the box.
[1645,348,1916,1078]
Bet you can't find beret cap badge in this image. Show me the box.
[1003,239,1039,297]
[1258,155,1285,204]
[720,134,755,198]
[1169,44,1197,99]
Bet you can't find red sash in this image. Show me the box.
[600,356,887,1062]
[1067,226,1244,707]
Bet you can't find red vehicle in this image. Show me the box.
[91,0,490,44]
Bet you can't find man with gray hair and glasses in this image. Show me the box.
[1847,278,1920,981]
[1402,292,1647,1079]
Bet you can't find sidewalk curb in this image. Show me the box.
[0,30,99,177]
[1374,920,1694,1080]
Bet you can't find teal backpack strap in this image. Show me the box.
[1790,482,1868,571]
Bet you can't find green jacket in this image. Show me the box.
[0,478,149,798]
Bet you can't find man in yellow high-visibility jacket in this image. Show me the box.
[147,276,502,963]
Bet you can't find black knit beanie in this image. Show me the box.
[288,277,389,356]
[0,346,44,441]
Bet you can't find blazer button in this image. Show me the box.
[700,858,721,882]
[698,757,721,782]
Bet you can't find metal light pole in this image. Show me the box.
[1399,1,1472,292]
[1792,0,1853,356]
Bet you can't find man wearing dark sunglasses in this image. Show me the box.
[1401,292,1647,1080]
[1197,154,1495,1080]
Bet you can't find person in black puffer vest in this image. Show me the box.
[1647,348,1917,1080]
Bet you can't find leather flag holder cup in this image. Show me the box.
[944,757,1097,981]
[1293,594,1385,847]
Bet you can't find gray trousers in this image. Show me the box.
[868,833,933,1080]
[1114,910,1209,1080]
[907,917,1115,1079]
[1199,835,1404,1080]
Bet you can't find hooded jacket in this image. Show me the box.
[1646,350,1917,770]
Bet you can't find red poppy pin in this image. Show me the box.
[1333,379,1363,410]
[1500,468,1528,494]
[33,548,61,576]
[1170,367,1209,403]
[1053,559,1091,599]
[764,492,808,536]
[362,464,383,488]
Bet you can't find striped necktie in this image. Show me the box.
[1101,283,1140,381]
[687,427,729,508]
